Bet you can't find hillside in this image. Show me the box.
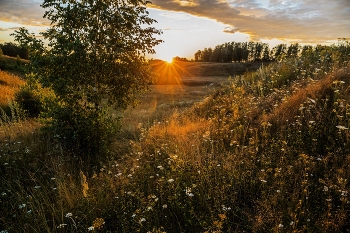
[151,59,267,85]
[0,70,25,108]
[0,55,28,78]
[1,46,350,232]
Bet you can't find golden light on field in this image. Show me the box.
[152,60,184,86]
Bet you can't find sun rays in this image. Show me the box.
[152,60,189,85]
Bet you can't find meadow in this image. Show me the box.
[1,44,350,232]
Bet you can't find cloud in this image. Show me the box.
[148,0,350,43]
[223,26,235,34]
[0,0,48,26]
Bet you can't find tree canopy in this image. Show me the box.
[12,0,162,163]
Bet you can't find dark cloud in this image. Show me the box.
[149,0,350,43]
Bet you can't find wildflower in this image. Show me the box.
[290,221,294,226]
[1,192,7,196]
[157,165,164,170]
[132,214,136,218]
[185,187,194,197]
[88,226,94,231]
[139,218,146,224]
[93,218,105,230]
[19,204,26,209]
[65,213,73,218]
[278,223,284,228]
[27,210,32,214]
[57,224,67,229]
[34,186,41,189]
[260,180,267,183]
[307,98,316,104]
[168,178,174,183]
[323,186,329,192]
[162,204,168,209]
[336,125,348,130]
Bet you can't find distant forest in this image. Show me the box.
[2,40,349,64]
[192,40,350,63]
[0,42,29,60]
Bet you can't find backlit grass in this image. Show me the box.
[1,44,350,232]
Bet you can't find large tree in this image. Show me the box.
[13,0,162,163]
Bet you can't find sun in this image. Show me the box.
[159,55,174,64]
[165,58,173,64]
[163,57,173,64]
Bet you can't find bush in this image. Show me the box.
[14,75,55,118]
[43,103,121,171]
[15,86,42,118]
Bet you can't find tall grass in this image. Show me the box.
[1,44,350,232]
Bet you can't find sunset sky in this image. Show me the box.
[0,0,349,61]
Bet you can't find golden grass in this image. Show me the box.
[0,70,25,106]
[268,64,350,124]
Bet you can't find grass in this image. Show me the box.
[0,70,25,107]
[1,44,350,232]
[0,55,28,78]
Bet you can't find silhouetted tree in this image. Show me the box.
[0,42,28,59]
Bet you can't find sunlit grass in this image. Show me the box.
[1,44,350,232]
[0,70,25,107]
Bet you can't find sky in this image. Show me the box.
[0,0,349,61]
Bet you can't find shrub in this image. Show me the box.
[43,103,121,171]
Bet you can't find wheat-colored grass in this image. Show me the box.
[0,70,25,106]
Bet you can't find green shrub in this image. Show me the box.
[43,103,121,171]
[15,86,42,118]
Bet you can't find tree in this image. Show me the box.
[194,50,202,61]
[12,0,162,167]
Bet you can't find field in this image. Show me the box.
[1,46,350,232]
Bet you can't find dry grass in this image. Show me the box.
[0,70,25,107]
[269,64,350,125]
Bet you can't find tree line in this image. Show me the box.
[0,42,29,60]
[193,39,350,63]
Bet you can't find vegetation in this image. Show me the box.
[0,53,28,74]
[194,39,350,63]
[0,42,29,60]
[1,39,350,232]
[11,0,162,170]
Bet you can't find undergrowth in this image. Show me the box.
[1,43,350,232]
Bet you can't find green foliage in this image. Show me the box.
[0,42,29,59]
[14,76,56,118]
[44,103,120,168]
[11,0,162,166]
